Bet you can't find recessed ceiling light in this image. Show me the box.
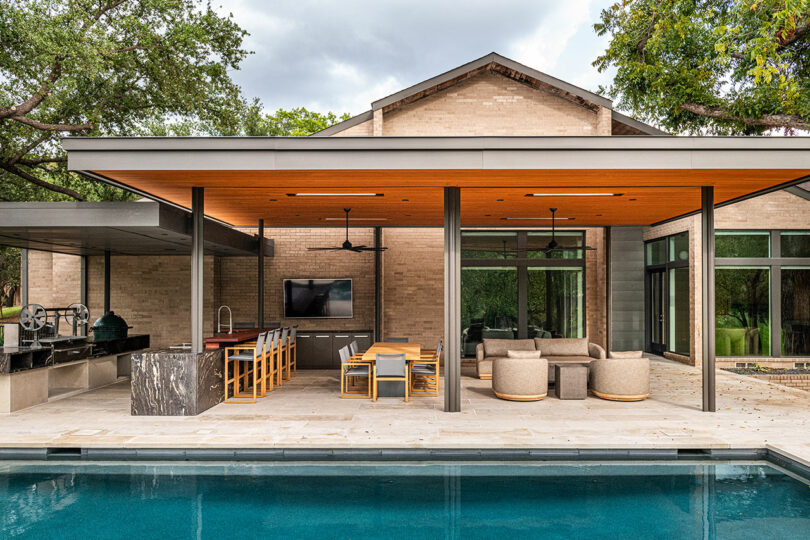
[269,198,277,202]
[500,217,575,221]
[402,198,409,202]
[485,214,492,217]
[596,214,603,216]
[629,198,637,201]
[526,193,622,197]
[322,217,388,221]
[286,193,383,197]
[496,199,504,202]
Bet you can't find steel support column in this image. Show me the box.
[80,256,88,336]
[20,249,28,306]
[701,186,716,412]
[444,187,461,412]
[191,187,204,354]
[103,250,111,314]
[605,226,612,355]
[374,227,382,341]
[257,219,264,328]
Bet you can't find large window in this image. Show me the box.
[716,230,810,358]
[645,232,690,355]
[715,268,770,356]
[461,230,586,355]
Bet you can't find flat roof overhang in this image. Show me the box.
[63,136,810,227]
[0,201,274,257]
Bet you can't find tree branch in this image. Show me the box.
[9,132,53,165]
[8,115,93,132]
[680,102,810,130]
[0,163,85,201]
[16,157,67,166]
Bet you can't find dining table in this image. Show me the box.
[360,342,422,363]
[359,342,422,397]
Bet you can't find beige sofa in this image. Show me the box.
[475,337,605,382]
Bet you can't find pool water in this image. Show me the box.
[1,462,809,539]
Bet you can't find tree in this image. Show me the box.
[0,0,249,200]
[0,246,20,309]
[594,0,810,134]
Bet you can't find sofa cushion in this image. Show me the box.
[483,339,535,357]
[534,338,589,357]
[609,350,644,358]
[507,350,543,359]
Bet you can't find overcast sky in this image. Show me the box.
[216,0,616,116]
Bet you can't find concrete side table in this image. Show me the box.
[554,364,588,400]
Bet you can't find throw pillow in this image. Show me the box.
[507,350,543,359]
[609,350,644,358]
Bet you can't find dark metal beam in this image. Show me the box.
[374,227,382,341]
[103,250,111,314]
[701,186,716,412]
[191,187,204,353]
[80,256,88,336]
[20,248,28,306]
[257,219,264,328]
[605,226,612,354]
[444,187,461,413]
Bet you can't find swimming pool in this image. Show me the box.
[1,461,808,539]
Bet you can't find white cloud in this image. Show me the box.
[508,0,593,73]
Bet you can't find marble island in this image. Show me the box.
[131,349,223,416]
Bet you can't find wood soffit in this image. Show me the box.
[92,169,809,228]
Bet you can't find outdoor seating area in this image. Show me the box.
[481,337,651,403]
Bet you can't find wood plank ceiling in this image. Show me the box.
[94,169,809,227]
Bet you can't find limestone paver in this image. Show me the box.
[0,358,808,462]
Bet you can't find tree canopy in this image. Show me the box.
[594,0,810,134]
[0,1,350,203]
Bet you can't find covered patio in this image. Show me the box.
[60,136,810,414]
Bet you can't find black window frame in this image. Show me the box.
[461,230,587,344]
[716,229,810,358]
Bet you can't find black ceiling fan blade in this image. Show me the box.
[543,245,595,251]
[353,245,388,252]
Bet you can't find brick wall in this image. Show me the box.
[381,228,444,349]
[220,227,377,333]
[27,251,81,308]
[745,373,810,392]
[86,255,215,350]
[381,71,605,136]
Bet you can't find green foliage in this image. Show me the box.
[594,0,810,134]
[0,0,250,200]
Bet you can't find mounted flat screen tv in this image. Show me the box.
[283,279,353,318]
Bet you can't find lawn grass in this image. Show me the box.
[0,305,21,320]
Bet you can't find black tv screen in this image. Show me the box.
[283,279,353,318]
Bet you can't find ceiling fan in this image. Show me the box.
[308,208,388,252]
[541,207,595,254]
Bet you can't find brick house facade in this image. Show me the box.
[24,55,810,367]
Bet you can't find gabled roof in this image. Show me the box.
[314,52,666,136]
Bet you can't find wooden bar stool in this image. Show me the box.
[224,331,268,403]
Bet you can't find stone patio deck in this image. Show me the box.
[1,358,808,465]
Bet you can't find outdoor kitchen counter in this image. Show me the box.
[203,327,277,350]
[131,349,223,416]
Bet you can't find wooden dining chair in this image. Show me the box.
[267,328,282,388]
[339,345,370,399]
[279,327,290,381]
[411,339,441,396]
[224,331,268,403]
[373,352,408,402]
[288,325,298,378]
